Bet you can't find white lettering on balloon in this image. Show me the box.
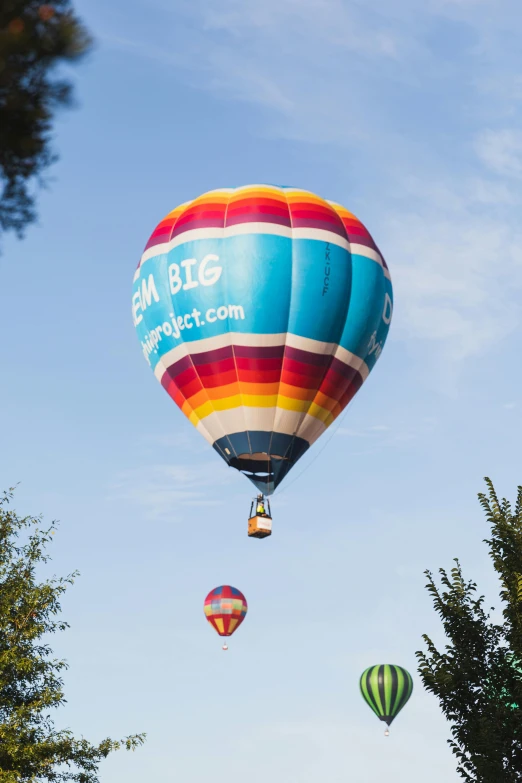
[367,332,382,359]
[139,303,245,364]
[133,255,223,327]
[132,273,160,325]
[366,294,392,360]
[382,293,393,325]
[169,254,222,295]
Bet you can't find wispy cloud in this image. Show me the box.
[104,0,427,147]
[337,417,437,447]
[139,430,209,453]
[199,0,404,60]
[475,129,522,178]
[105,0,522,150]
[108,462,234,520]
[385,190,522,363]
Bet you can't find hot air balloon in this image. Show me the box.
[132,185,393,536]
[360,664,413,735]
[204,585,248,650]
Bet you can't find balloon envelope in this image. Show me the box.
[132,185,393,494]
[360,664,413,726]
[204,585,248,637]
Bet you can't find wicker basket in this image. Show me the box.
[247,515,272,539]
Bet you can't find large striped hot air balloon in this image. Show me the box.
[132,185,393,514]
[204,586,248,650]
[360,664,413,735]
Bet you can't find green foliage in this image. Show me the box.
[417,478,522,782]
[0,489,145,782]
[0,1,92,240]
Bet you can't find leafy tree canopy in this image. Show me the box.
[0,488,145,783]
[417,478,522,782]
[0,1,92,241]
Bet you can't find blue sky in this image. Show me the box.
[1,0,522,780]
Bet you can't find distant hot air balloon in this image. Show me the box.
[204,586,248,650]
[132,185,393,535]
[360,665,413,735]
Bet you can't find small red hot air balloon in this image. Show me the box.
[204,585,248,650]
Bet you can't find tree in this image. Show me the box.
[0,488,145,782]
[0,2,92,241]
[417,478,522,782]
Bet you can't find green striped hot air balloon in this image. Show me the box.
[360,664,413,735]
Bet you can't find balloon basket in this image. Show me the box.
[247,515,272,539]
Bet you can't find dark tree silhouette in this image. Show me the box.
[417,479,522,782]
[0,2,92,241]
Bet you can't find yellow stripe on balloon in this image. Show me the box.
[188,393,337,426]
[285,191,335,206]
[229,185,288,200]
[189,192,231,206]
[307,402,335,426]
[327,201,358,219]
[188,402,213,426]
[276,396,314,413]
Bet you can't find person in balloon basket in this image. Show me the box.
[256,495,267,517]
